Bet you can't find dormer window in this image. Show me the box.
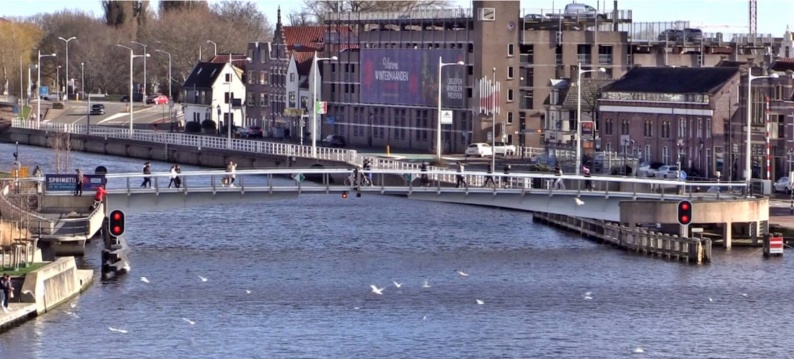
[225,73,231,82]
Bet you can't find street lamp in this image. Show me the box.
[57,36,76,101]
[576,63,606,175]
[56,66,61,99]
[745,70,779,184]
[217,104,221,134]
[311,51,338,158]
[80,62,84,100]
[154,49,172,100]
[36,50,56,127]
[206,40,217,57]
[131,41,148,99]
[437,56,466,160]
[116,44,150,136]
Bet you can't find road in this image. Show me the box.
[45,99,174,129]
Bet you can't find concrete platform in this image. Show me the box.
[0,303,37,333]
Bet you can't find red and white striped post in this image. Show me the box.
[765,96,771,180]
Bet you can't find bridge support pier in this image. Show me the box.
[723,221,732,249]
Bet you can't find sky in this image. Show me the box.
[2,0,791,36]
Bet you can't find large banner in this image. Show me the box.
[360,49,466,108]
[45,174,106,192]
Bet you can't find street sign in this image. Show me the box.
[440,110,453,125]
[291,173,305,182]
[315,101,327,115]
[326,116,335,125]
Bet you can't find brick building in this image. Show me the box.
[598,67,741,178]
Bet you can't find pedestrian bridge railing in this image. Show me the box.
[23,168,747,200]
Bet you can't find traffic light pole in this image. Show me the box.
[679,224,689,238]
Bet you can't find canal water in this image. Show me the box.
[0,143,792,358]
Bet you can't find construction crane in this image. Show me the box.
[749,0,757,34]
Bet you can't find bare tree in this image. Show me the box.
[0,19,44,102]
[210,1,273,45]
[288,9,318,26]
[159,0,209,13]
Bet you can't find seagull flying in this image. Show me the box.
[583,295,593,300]
[393,281,403,288]
[422,279,431,288]
[633,347,645,354]
[245,290,251,294]
[182,318,196,325]
[457,270,469,277]
[708,297,713,302]
[575,197,585,206]
[198,276,208,282]
[108,327,128,334]
[584,291,592,296]
[140,277,149,283]
[476,299,484,305]
[370,285,385,295]
[741,293,748,297]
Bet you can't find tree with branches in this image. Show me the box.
[301,0,450,23]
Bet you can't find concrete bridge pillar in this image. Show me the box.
[723,221,732,249]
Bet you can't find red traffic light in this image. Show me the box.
[677,201,692,226]
[108,210,126,237]
[342,191,348,199]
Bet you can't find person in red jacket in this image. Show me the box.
[92,185,107,210]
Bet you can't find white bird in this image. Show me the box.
[476,299,484,305]
[370,285,385,295]
[633,347,645,354]
[708,297,713,302]
[108,327,128,334]
[354,306,360,310]
[140,277,149,283]
[422,315,427,321]
[182,318,196,325]
[584,295,593,300]
[422,279,431,288]
[575,197,585,206]
[741,293,748,297]
[65,311,79,319]
[393,281,403,288]
[584,291,592,296]
[245,290,251,294]
[70,302,77,309]
[198,276,208,282]
[457,270,469,277]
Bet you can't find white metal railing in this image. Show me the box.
[324,8,472,22]
[23,168,747,200]
[13,120,359,164]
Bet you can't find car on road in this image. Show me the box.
[321,134,346,148]
[637,162,665,177]
[563,2,606,19]
[492,141,516,156]
[247,126,264,139]
[654,165,682,179]
[121,93,144,102]
[774,176,793,193]
[464,143,493,158]
[146,95,169,105]
[89,104,105,115]
[235,127,249,138]
[657,29,683,41]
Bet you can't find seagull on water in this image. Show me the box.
[422,279,431,288]
[182,318,196,325]
[583,295,593,300]
[371,285,385,295]
[70,302,77,309]
[633,347,645,354]
[140,277,150,283]
[393,281,403,288]
[456,270,470,277]
[584,291,592,296]
[476,299,485,305]
[108,327,128,334]
[708,297,713,302]
[741,293,748,297]
[65,311,80,319]
[245,290,251,294]
[575,197,585,206]
[198,276,208,282]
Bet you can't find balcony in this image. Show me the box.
[520,54,534,64]
[577,54,592,64]
[598,54,613,64]
[555,54,562,65]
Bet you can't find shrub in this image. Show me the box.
[185,121,202,133]
[201,119,216,131]
[52,102,65,109]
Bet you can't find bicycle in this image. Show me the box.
[343,174,372,187]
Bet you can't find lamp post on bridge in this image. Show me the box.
[436,56,466,161]
[575,63,606,175]
[745,70,779,185]
[36,50,56,128]
[311,52,338,158]
[116,44,150,136]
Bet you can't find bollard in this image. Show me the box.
[386,144,390,156]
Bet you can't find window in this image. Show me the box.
[290,73,295,82]
[225,73,231,82]
[696,118,702,138]
[259,93,266,107]
[604,119,613,135]
[643,120,653,137]
[644,144,651,163]
[259,71,267,85]
[605,142,612,152]
[224,92,233,104]
[621,119,629,135]
[507,112,513,124]
[507,43,514,57]
[507,66,514,80]
[247,71,254,85]
[706,118,711,139]
[678,118,686,138]
[247,93,254,106]
[507,89,514,102]
[662,146,670,164]
[289,91,296,107]
[775,85,783,100]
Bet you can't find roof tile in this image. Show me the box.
[602,67,739,94]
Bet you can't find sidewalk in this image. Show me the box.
[0,303,37,333]
[769,207,794,230]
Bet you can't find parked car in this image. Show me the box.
[247,126,264,139]
[654,165,682,179]
[637,162,665,177]
[774,176,793,193]
[492,142,517,156]
[89,104,105,115]
[464,143,493,158]
[146,95,169,105]
[321,135,346,148]
[682,28,703,42]
[120,93,144,102]
[563,2,606,19]
[658,29,683,41]
[235,127,249,138]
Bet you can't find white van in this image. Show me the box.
[564,2,605,19]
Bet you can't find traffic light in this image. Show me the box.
[342,191,348,199]
[677,201,692,225]
[108,210,126,237]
